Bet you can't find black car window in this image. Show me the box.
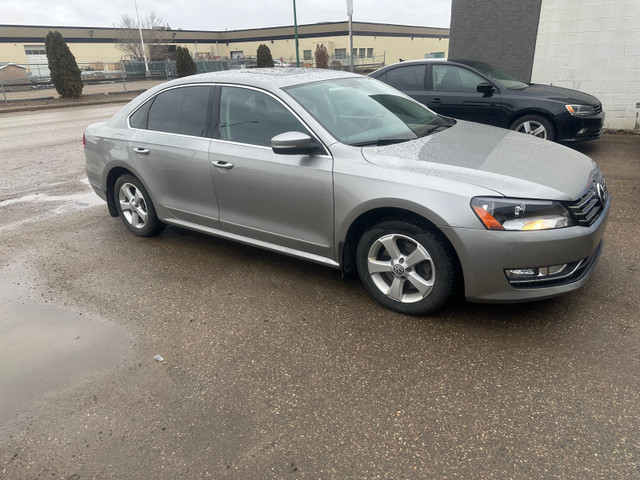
[385,65,426,91]
[146,86,212,137]
[433,65,485,93]
[219,86,309,147]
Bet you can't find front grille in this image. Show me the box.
[566,178,608,227]
[594,102,603,114]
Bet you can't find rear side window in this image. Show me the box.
[142,86,212,137]
[129,99,152,129]
[385,65,426,91]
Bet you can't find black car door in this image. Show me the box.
[427,64,504,127]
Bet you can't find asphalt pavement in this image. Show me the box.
[0,105,638,479]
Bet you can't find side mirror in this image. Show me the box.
[271,131,319,155]
[477,82,496,97]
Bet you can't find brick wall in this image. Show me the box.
[531,0,640,130]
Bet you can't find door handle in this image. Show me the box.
[211,160,234,170]
[430,98,442,104]
[133,147,150,155]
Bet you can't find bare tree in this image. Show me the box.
[114,12,170,62]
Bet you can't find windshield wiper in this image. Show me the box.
[418,124,451,137]
[352,138,411,147]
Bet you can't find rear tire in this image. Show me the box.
[510,114,556,141]
[356,219,456,316]
[114,174,165,237]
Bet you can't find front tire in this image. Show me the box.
[114,174,164,237]
[356,219,456,316]
[510,114,555,141]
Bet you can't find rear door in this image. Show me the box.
[427,64,503,126]
[127,85,220,228]
[209,85,334,258]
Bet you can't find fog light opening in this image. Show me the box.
[506,263,568,281]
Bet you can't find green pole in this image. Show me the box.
[293,0,300,67]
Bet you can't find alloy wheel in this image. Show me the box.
[367,233,435,303]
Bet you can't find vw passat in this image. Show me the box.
[84,69,610,315]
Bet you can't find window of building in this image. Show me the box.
[359,48,366,58]
[335,48,346,59]
[366,48,374,58]
[144,86,212,137]
[24,45,46,55]
[303,50,312,60]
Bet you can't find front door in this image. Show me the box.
[209,86,334,258]
[427,64,504,127]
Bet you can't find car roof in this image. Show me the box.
[162,67,362,90]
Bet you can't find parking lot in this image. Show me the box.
[0,105,639,478]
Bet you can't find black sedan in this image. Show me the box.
[369,59,604,142]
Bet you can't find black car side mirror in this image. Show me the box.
[477,82,496,97]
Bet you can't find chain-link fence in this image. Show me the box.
[1,54,387,102]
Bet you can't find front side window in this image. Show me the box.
[219,87,310,147]
[432,65,485,93]
[385,65,426,91]
[139,86,212,137]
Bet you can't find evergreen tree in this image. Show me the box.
[315,44,329,69]
[256,44,274,68]
[44,31,83,98]
[176,47,197,77]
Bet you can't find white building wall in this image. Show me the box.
[532,0,640,130]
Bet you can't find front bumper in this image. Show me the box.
[556,109,605,142]
[444,196,610,303]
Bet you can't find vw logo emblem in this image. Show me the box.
[393,264,405,276]
[596,182,608,204]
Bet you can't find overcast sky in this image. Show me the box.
[2,0,451,31]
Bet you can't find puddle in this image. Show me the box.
[0,179,104,232]
[0,263,131,425]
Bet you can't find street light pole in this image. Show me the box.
[293,0,300,67]
[347,0,354,72]
[133,0,149,74]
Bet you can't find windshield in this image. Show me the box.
[285,77,449,146]
[457,60,528,90]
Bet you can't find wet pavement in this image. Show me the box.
[0,105,639,479]
[0,263,131,426]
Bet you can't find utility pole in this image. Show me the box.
[134,0,149,74]
[347,0,354,72]
[293,0,300,67]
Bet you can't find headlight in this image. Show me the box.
[471,197,574,231]
[565,104,596,115]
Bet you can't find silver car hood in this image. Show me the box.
[361,120,596,200]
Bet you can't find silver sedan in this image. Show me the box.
[84,68,610,315]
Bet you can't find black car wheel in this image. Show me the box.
[114,174,165,237]
[510,115,556,141]
[356,219,456,316]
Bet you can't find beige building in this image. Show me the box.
[0,22,449,74]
